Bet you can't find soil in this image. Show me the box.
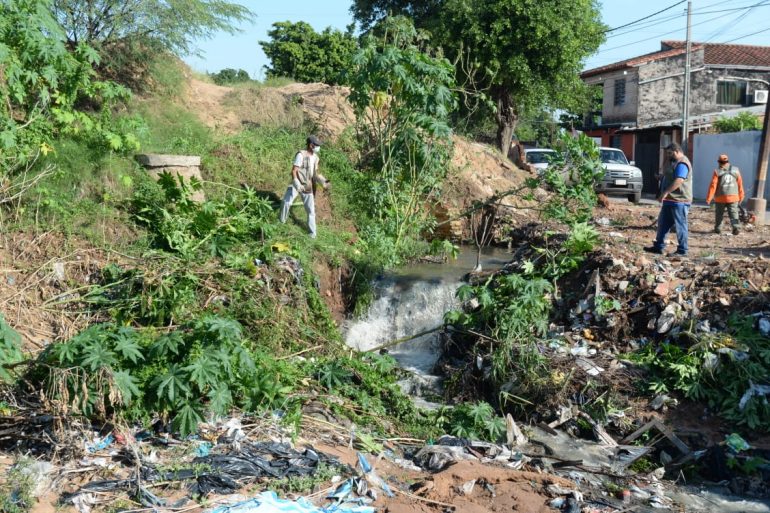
[594,198,770,259]
[303,444,565,513]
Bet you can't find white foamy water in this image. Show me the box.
[344,247,512,381]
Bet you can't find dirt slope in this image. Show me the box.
[183,78,535,240]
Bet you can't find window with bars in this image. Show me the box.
[614,78,626,106]
[717,80,747,105]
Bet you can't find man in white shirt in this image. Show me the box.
[279,135,330,238]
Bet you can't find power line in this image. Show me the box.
[702,0,770,42]
[604,0,686,33]
[723,26,770,42]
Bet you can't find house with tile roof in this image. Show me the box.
[580,41,770,194]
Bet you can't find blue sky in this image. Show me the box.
[183,0,770,79]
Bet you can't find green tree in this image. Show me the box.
[347,17,456,258]
[351,0,605,154]
[713,111,762,133]
[0,0,135,186]
[260,21,358,85]
[51,0,254,87]
[52,0,254,55]
[210,68,250,85]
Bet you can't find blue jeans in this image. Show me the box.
[654,202,689,254]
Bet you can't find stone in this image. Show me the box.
[135,154,201,167]
[135,153,205,202]
[618,280,630,292]
[636,256,650,267]
[52,261,66,282]
[653,282,669,296]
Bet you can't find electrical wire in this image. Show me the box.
[723,26,770,42]
[604,0,686,33]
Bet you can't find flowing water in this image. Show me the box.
[344,247,512,395]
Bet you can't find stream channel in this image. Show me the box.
[344,246,511,402]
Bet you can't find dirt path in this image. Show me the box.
[595,199,770,259]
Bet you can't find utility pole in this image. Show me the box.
[681,0,692,153]
[747,94,770,225]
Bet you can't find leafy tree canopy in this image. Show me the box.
[52,0,254,56]
[713,111,762,133]
[0,0,136,179]
[260,21,358,85]
[210,68,250,85]
[351,0,605,154]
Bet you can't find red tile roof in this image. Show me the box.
[583,40,770,78]
[582,46,696,78]
[662,40,770,67]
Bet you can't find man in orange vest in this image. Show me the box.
[705,154,744,235]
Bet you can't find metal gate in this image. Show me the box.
[634,131,661,194]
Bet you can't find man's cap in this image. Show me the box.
[718,153,729,163]
[307,135,322,146]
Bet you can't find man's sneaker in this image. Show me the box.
[668,250,687,258]
[732,227,740,235]
[714,228,722,234]
[643,246,663,254]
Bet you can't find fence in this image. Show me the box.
[692,131,769,205]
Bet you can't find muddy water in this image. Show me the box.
[344,247,511,393]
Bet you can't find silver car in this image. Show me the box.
[596,147,643,204]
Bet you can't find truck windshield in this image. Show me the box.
[527,151,555,164]
[600,149,629,165]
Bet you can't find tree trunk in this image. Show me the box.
[494,88,517,156]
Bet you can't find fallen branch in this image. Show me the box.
[365,325,443,353]
[394,487,456,510]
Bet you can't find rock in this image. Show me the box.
[52,261,66,282]
[636,256,650,267]
[696,320,711,333]
[595,217,611,226]
[653,282,669,296]
[618,280,629,292]
[656,303,681,333]
[135,154,201,167]
[719,297,731,306]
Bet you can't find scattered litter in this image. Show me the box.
[86,434,114,453]
[575,357,604,376]
[738,382,770,410]
[656,303,682,333]
[71,493,97,513]
[195,441,213,457]
[759,317,770,337]
[725,433,750,452]
[460,479,476,495]
[595,217,611,226]
[207,491,374,513]
[505,414,527,446]
[18,460,55,497]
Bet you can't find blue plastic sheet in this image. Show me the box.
[206,491,374,513]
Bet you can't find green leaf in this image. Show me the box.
[208,385,233,415]
[151,332,185,358]
[152,364,190,404]
[184,356,220,389]
[112,370,141,405]
[174,403,203,437]
[111,327,144,364]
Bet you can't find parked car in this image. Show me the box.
[524,148,557,172]
[597,147,643,204]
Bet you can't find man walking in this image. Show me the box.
[279,135,330,238]
[644,142,692,256]
[705,153,744,235]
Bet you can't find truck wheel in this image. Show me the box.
[629,193,641,204]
